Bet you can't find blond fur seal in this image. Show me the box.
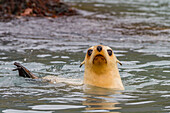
[80,45,124,90]
[13,45,124,90]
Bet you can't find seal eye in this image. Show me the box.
[88,49,93,56]
[107,49,112,56]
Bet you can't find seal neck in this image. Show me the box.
[83,64,124,90]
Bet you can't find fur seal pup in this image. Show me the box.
[13,45,124,90]
[80,45,124,90]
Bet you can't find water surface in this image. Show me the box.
[0,0,170,112]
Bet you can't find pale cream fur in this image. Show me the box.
[39,45,124,90]
[81,45,124,90]
[42,75,83,85]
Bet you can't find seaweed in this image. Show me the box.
[0,0,76,21]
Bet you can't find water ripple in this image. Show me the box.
[30,105,86,110]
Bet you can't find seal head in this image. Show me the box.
[80,45,124,90]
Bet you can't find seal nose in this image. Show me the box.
[97,46,102,52]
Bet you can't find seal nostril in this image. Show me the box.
[97,46,102,52]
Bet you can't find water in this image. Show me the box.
[0,0,170,112]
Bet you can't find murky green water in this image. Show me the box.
[0,0,170,112]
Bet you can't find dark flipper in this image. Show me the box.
[13,62,38,79]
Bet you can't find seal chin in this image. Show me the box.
[93,54,107,64]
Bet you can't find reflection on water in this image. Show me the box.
[83,86,122,112]
[0,0,170,112]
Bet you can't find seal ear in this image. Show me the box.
[80,61,85,68]
[116,59,122,66]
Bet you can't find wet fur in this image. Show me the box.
[13,45,124,90]
[81,45,124,90]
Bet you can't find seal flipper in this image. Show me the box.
[13,62,38,79]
